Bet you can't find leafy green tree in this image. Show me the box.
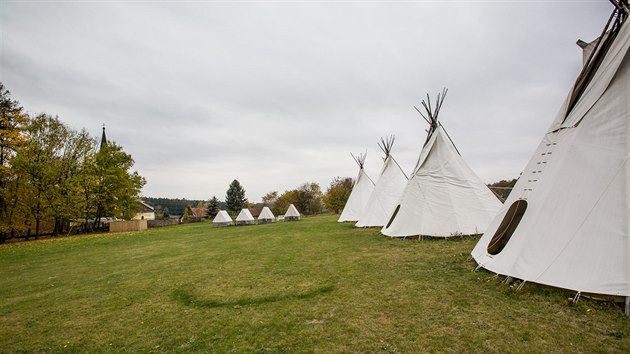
[12,115,96,236]
[207,196,220,218]
[0,82,28,242]
[0,82,27,173]
[93,141,146,227]
[0,82,147,239]
[225,179,247,214]
[324,177,353,214]
[295,182,323,215]
[269,183,323,216]
[261,191,279,215]
[47,127,95,234]
[262,191,278,206]
[272,190,295,216]
[76,151,99,231]
[12,114,70,237]
[0,171,30,242]
[182,205,193,221]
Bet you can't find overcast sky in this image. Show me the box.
[1,1,613,202]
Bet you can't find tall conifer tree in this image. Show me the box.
[225,180,247,214]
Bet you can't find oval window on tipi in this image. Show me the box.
[487,199,528,255]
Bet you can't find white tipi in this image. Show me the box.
[258,206,275,224]
[235,208,255,225]
[472,5,630,297]
[212,210,233,227]
[338,152,375,222]
[355,136,408,228]
[284,204,300,221]
[382,90,502,237]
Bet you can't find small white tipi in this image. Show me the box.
[472,6,630,298]
[235,208,255,225]
[212,210,233,227]
[382,90,502,237]
[284,204,300,221]
[258,206,275,224]
[355,136,408,228]
[338,152,375,222]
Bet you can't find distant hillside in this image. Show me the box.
[142,197,206,216]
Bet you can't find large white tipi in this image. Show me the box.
[355,136,408,228]
[284,204,301,221]
[258,206,275,224]
[235,209,255,225]
[338,152,375,222]
[212,210,233,227]
[472,5,630,298]
[382,90,502,237]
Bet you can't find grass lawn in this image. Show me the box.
[1,214,629,353]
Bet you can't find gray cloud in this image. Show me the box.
[1,1,612,201]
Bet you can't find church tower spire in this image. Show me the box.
[100,124,108,151]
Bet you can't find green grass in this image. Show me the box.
[1,214,629,353]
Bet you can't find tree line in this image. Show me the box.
[203,177,354,219]
[0,82,145,243]
[142,197,208,218]
[148,174,515,223]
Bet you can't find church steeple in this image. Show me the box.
[100,124,108,151]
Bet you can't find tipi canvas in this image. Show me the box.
[338,153,375,222]
[382,90,502,237]
[355,136,408,228]
[472,6,630,297]
[258,206,275,224]
[235,209,255,225]
[212,210,233,227]
[285,204,300,221]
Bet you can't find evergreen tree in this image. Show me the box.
[225,180,247,214]
[207,196,220,218]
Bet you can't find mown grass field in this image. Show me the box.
[1,214,629,353]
